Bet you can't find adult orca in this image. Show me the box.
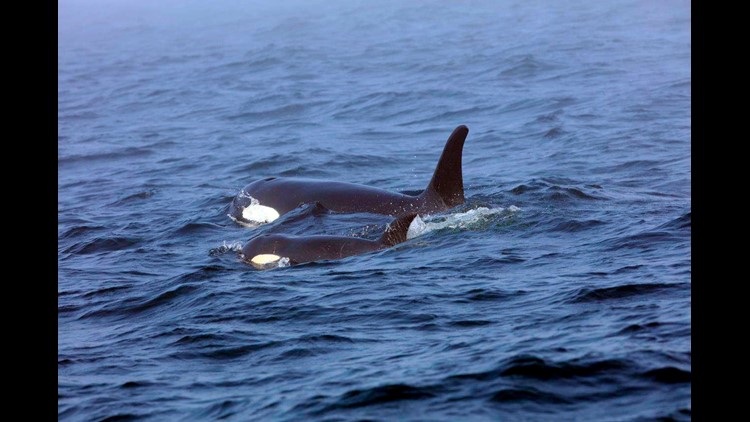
[229,125,469,225]
[241,213,418,269]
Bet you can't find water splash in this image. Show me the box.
[407,206,520,239]
[209,240,244,255]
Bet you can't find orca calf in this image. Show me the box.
[241,213,418,269]
[229,125,469,225]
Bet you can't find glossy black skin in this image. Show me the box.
[241,213,418,268]
[231,177,444,219]
[230,125,468,223]
[242,233,384,266]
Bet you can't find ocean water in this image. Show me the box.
[58,0,691,420]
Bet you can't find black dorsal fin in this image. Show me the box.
[423,125,468,207]
[379,213,419,247]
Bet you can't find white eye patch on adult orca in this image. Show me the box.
[228,193,280,225]
[241,201,280,224]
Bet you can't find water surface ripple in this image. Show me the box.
[59,0,691,420]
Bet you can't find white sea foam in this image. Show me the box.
[407,215,427,239]
[406,206,520,239]
[222,240,244,252]
[209,240,244,256]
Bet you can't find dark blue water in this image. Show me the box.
[58,0,691,420]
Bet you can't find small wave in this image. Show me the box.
[510,184,538,194]
[548,218,605,232]
[119,381,158,389]
[571,283,687,303]
[454,288,522,303]
[173,333,228,345]
[58,146,153,166]
[298,334,356,343]
[658,212,691,231]
[195,399,244,420]
[606,230,677,250]
[63,236,139,255]
[397,105,495,127]
[81,285,131,299]
[604,212,689,250]
[109,190,155,206]
[59,225,107,240]
[490,387,570,404]
[608,160,663,171]
[225,101,331,121]
[330,384,436,409]
[448,319,493,327]
[545,186,606,201]
[498,355,629,380]
[641,367,691,384]
[122,284,199,314]
[611,265,644,274]
[448,355,630,382]
[543,127,566,138]
[536,111,562,122]
[275,348,318,360]
[79,284,199,319]
[217,57,284,71]
[181,341,280,360]
[170,265,231,284]
[618,321,663,334]
[499,54,558,78]
[332,91,422,119]
[407,206,520,239]
[175,222,224,236]
[98,413,141,421]
[233,156,295,173]
[510,179,605,201]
